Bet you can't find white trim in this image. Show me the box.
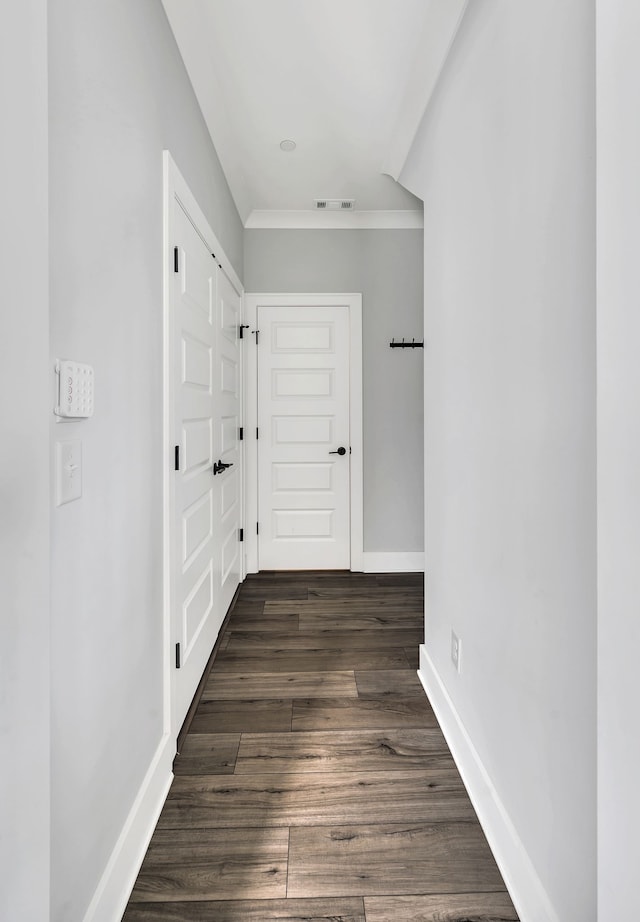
[243,293,363,573]
[162,153,174,752]
[245,209,424,230]
[362,552,424,573]
[417,645,561,922]
[82,736,173,922]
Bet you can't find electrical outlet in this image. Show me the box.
[451,630,461,673]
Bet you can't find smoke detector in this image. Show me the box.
[314,199,355,210]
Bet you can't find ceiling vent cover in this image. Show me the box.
[315,199,355,211]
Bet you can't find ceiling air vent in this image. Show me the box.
[314,199,355,211]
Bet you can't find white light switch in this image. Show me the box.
[56,440,82,506]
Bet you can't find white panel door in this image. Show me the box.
[171,203,221,730]
[214,269,243,615]
[258,305,351,569]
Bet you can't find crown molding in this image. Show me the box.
[244,209,424,230]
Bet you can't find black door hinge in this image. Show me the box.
[173,246,179,273]
[239,528,244,542]
[239,427,244,441]
[174,445,180,471]
[239,324,250,339]
[256,522,260,535]
[175,643,181,669]
[256,427,259,440]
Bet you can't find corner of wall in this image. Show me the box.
[418,645,561,922]
[82,737,173,922]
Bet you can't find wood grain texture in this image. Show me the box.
[227,600,266,616]
[292,696,439,731]
[363,892,519,922]
[174,734,240,775]
[404,645,420,669]
[308,587,424,600]
[214,649,410,674]
[225,628,423,652]
[299,611,424,631]
[202,671,358,701]
[354,669,425,698]
[265,598,424,614]
[156,770,475,829]
[189,699,293,733]
[226,611,300,632]
[374,573,424,587]
[235,729,454,774]
[249,571,379,586]
[123,897,366,921]
[288,822,505,898]
[123,570,518,921]
[237,585,309,600]
[129,827,288,902]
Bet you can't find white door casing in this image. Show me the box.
[164,152,244,740]
[215,269,243,615]
[244,294,363,573]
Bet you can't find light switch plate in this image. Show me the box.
[56,440,82,505]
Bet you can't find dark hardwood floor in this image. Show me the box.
[122,571,518,922]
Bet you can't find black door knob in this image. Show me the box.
[329,447,347,456]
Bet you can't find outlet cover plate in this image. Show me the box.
[451,629,461,673]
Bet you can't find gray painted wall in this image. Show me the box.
[244,229,424,554]
[48,1,243,918]
[401,1,596,919]
[0,2,50,919]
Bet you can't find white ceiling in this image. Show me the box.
[161,0,468,226]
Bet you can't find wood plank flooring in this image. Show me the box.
[123,571,518,922]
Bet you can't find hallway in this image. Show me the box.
[123,571,517,921]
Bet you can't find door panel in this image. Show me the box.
[171,203,220,729]
[171,205,243,734]
[258,306,350,570]
[215,270,243,616]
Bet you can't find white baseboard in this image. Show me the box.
[83,733,174,922]
[418,645,560,922]
[361,551,424,573]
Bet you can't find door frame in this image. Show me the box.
[243,293,363,573]
[163,151,244,741]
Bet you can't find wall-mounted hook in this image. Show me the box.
[389,336,424,349]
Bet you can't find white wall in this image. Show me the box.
[48,1,243,918]
[401,2,596,919]
[596,1,640,916]
[244,228,424,556]
[0,3,50,920]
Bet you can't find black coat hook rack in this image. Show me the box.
[389,337,424,349]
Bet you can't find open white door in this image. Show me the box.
[170,202,225,731]
[165,153,244,737]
